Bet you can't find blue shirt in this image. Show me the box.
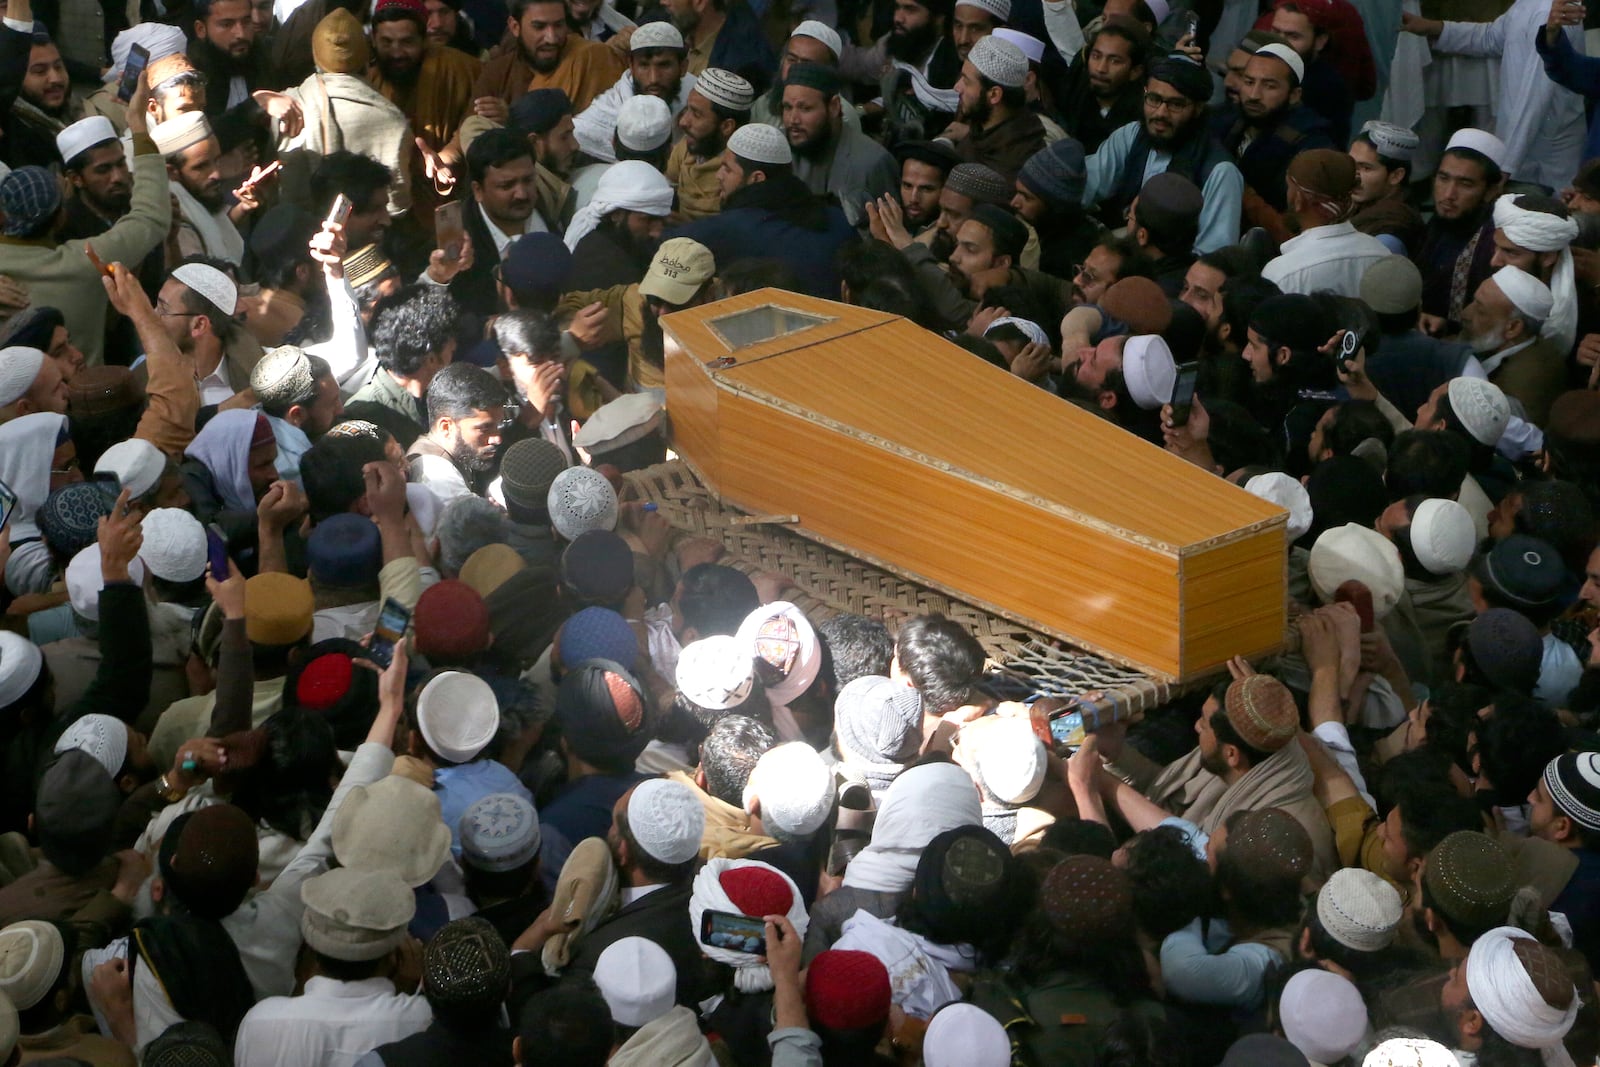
[435,759,534,856]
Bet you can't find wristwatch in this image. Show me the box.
[157,774,187,803]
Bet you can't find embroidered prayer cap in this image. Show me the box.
[344,243,395,288]
[55,117,118,167]
[1359,120,1420,161]
[1317,867,1402,951]
[1037,854,1135,939]
[630,20,684,49]
[1220,674,1299,752]
[956,0,1010,22]
[1544,751,1600,832]
[1422,830,1516,932]
[1446,376,1510,446]
[423,917,511,1011]
[53,712,128,778]
[968,35,1028,88]
[40,484,114,560]
[498,437,568,513]
[150,111,214,156]
[694,67,755,112]
[1121,334,1176,410]
[1463,927,1578,1056]
[675,634,754,710]
[1362,1039,1460,1067]
[1407,498,1475,576]
[1244,472,1312,541]
[1445,128,1508,171]
[626,778,706,865]
[0,920,63,1011]
[945,162,1010,204]
[461,792,542,872]
[736,600,821,704]
[1222,808,1312,883]
[170,262,238,316]
[728,123,792,166]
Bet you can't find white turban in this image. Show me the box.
[1465,926,1579,1067]
[562,161,674,252]
[687,858,808,993]
[106,23,188,83]
[1493,195,1579,352]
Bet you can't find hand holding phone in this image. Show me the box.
[326,193,354,230]
[206,523,230,579]
[1168,361,1199,428]
[368,596,413,668]
[117,44,149,104]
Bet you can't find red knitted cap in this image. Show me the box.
[296,653,354,711]
[374,0,426,18]
[413,580,491,660]
[719,865,793,919]
[805,950,890,1031]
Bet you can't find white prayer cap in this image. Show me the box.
[792,19,842,58]
[0,347,44,408]
[1316,867,1402,952]
[1244,472,1312,541]
[694,67,755,112]
[676,634,755,710]
[1359,120,1420,161]
[992,27,1044,63]
[1254,42,1304,83]
[65,544,146,622]
[923,1003,1012,1067]
[1308,524,1404,620]
[55,117,118,167]
[0,633,43,709]
[460,793,542,872]
[139,507,208,582]
[1363,1040,1460,1067]
[1146,0,1171,21]
[95,438,165,500]
[728,123,791,165]
[149,111,214,156]
[1446,376,1510,446]
[626,778,706,865]
[968,35,1028,87]
[964,715,1047,805]
[1408,497,1475,576]
[594,937,676,1027]
[983,315,1048,346]
[546,465,618,540]
[106,22,187,82]
[1446,127,1508,171]
[416,671,499,764]
[1121,334,1175,410]
[629,20,683,50]
[1280,969,1369,1065]
[1493,194,1580,253]
[170,263,238,316]
[54,713,128,778]
[955,0,1011,22]
[0,920,65,1012]
[745,742,834,838]
[616,94,673,152]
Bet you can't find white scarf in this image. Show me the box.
[1465,926,1579,1067]
[171,180,245,264]
[893,60,960,114]
[1493,195,1580,352]
[841,762,982,893]
[562,161,675,252]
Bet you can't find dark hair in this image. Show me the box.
[1008,901,1150,998]
[1441,146,1504,188]
[1219,275,1282,350]
[468,128,534,185]
[1215,810,1305,929]
[1195,244,1260,282]
[1323,399,1395,458]
[510,0,565,20]
[676,563,759,637]
[1354,130,1412,183]
[699,714,775,806]
[718,258,803,297]
[855,276,926,323]
[1205,399,1278,474]
[1040,817,1116,858]
[518,978,614,1067]
[1092,232,1147,282]
[616,797,697,885]
[426,362,507,427]
[310,151,392,217]
[1376,305,1421,334]
[1406,681,1485,776]
[731,152,791,182]
[975,73,1028,114]
[894,613,984,715]
[300,432,390,523]
[1208,706,1277,768]
[373,286,460,377]
[1123,825,1211,939]
[70,406,144,472]
[1089,16,1150,67]
[838,241,917,300]
[1386,429,1469,501]
[493,308,562,362]
[1475,696,1566,806]
[1302,908,1405,981]
[312,951,388,982]
[1376,751,1484,860]
[818,613,893,690]
[227,708,339,840]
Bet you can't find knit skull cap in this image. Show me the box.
[460,792,541,872]
[1471,533,1566,608]
[1037,854,1134,938]
[306,513,382,589]
[792,19,842,56]
[745,742,833,837]
[1019,137,1088,206]
[968,35,1028,87]
[417,671,500,764]
[498,437,568,512]
[143,1023,232,1067]
[344,243,395,289]
[965,715,1047,804]
[1408,497,1475,576]
[1360,255,1423,314]
[555,659,651,765]
[65,545,145,622]
[1245,472,1313,541]
[312,8,369,73]
[805,950,892,1031]
[1255,41,1304,83]
[945,162,1010,205]
[727,123,792,166]
[244,572,314,645]
[294,652,353,711]
[96,438,165,500]
[1221,674,1299,752]
[594,936,676,1026]
[0,169,60,237]
[1465,608,1543,693]
[1122,335,1176,410]
[1146,53,1212,101]
[41,484,114,560]
[1363,1039,1461,1067]
[424,917,511,1009]
[0,921,63,1011]
[1360,120,1420,161]
[695,67,755,112]
[957,0,1011,19]
[1288,147,1357,200]
[1223,807,1312,881]
[53,713,128,779]
[509,88,573,135]
[560,606,640,671]
[627,778,706,865]
[249,343,314,400]
[736,600,821,704]
[1317,867,1403,952]
[1445,377,1510,446]
[1543,752,1600,832]
[1099,275,1172,335]
[561,529,634,603]
[300,867,416,961]
[992,27,1044,62]
[1280,969,1369,1065]
[458,543,526,599]
[413,580,492,659]
[170,262,238,316]
[923,1003,1011,1067]
[547,465,619,541]
[834,675,924,765]
[160,804,261,918]
[1446,127,1508,171]
[675,634,754,710]
[332,775,453,887]
[55,116,118,167]
[1308,524,1404,621]
[0,633,43,709]
[616,94,673,152]
[0,347,44,407]
[630,20,684,49]
[150,111,214,156]
[138,507,206,583]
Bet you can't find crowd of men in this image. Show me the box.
[2,0,1600,1061]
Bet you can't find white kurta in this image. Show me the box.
[233,977,432,1067]
[1261,223,1395,297]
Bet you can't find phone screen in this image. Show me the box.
[369,597,412,668]
[435,201,465,262]
[206,523,229,579]
[699,910,767,956]
[1168,361,1199,426]
[0,477,16,530]
[117,44,149,103]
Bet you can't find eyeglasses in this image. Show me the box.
[1143,91,1196,112]
[155,301,199,318]
[1072,263,1102,286]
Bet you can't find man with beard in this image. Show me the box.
[846,0,962,139]
[151,112,249,264]
[565,161,675,291]
[666,67,753,221]
[1218,29,1285,108]
[668,123,856,299]
[911,159,1008,260]
[451,128,550,316]
[156,260,261,404]
[1213,44,1333,213]
[187,0,266,115]
[1458,267,1565,427]
[1415,129,1504,337]
[6,24,78,169]
[1260,149,1389,298]
[1070,232,1144,306]
[1056,16,1147,154]
[952,0,1005,61]
[251,345,344,480]
[1081,55,1242,253]
[1060,332,1175,438]
[574,22,694,164]
[1012,138,1100,279]
[782,64,897,229]
[946,35,1044,182]
[371,0,480,153]
[145,53,208,125]
[1489,194,1580,355]
[406,363,505,500]
[896,140,959,237]
[1265,0,1354,144]
[1349,121,1424,255]
[473,0,622,117]
[424,0,479,55]
[662,0,772,79]
[751,22,862,132]
[346,286,459,445]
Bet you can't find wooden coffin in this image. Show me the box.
[660,289,1287,681]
